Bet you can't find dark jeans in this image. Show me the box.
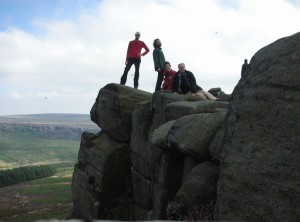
[120,58,141,88]
[155,69,164,91]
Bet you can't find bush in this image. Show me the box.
[166,201,186,221]
[166,200,215,221]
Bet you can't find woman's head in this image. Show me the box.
[164,61,171,71]
[153,39,162,48]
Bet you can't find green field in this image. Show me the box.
[0,114,98,221]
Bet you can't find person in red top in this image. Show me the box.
[161,61,176,91]
[120,31,150,89]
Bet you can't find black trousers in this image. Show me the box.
[120,58,141,88]
[155,69,164,91]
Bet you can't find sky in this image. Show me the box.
[0,0,299,115]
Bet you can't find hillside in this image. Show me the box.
[0,114,98,220]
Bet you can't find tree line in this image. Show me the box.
[0,165,57,187]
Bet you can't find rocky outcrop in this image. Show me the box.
[70,83,228,220]
[214,32,300,221]
[70,32,300,221]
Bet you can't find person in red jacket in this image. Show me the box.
[120,31,150,89]
[161,61,176,91]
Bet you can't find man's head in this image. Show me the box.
[135,31,141,40]
[244,59,248,64]
[178,63,186,74]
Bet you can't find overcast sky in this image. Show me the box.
[0,0,299,115]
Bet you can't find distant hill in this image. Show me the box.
[0,113,100,140]
[0,113,98,128]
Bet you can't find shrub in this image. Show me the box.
[166,201,186,221]
[166,200,215,221]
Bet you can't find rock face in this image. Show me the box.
[71,131,132,220]
[214,32,300,221]
[70,32,299,221]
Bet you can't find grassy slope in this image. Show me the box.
[0,114,97,220]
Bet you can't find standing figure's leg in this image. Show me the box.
[133,58,141,89]
[120,59,134,85]
[155,69,164,91]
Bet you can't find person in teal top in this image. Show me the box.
[152,39,165,91]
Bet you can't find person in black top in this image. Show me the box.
[172,63,217,100]
[241,59,249,77]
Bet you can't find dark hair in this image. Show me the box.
[164,61,171,68]
[153,38,160,48]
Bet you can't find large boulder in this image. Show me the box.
[167,111,226,162]
[215,32,300,221]
[165,100,228,122]
[90,83,152,142]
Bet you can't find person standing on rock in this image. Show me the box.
[153,38,166,91]
[120,31,150,89]
[241,59,249,77]
[172,63,217,100]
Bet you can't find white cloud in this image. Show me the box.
[10,92,23,100]
[0,0,300,115]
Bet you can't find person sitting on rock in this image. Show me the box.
[172,63,217,100]
[161,61,176,92]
